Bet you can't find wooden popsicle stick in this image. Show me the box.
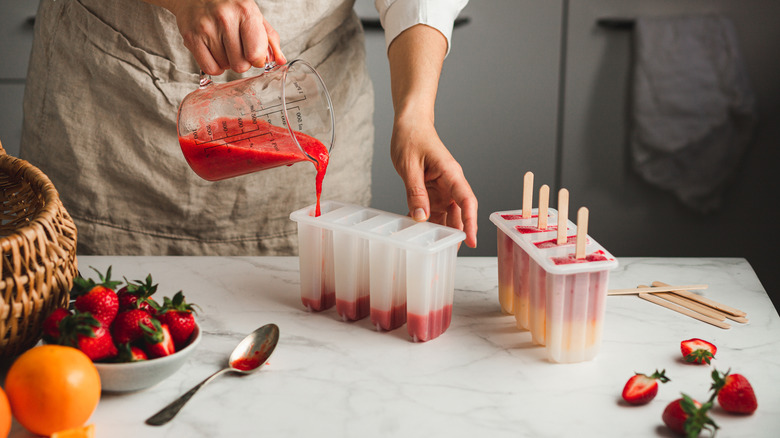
[608,284,709,296]
[725,314,749,324]
[638,292,731,330]
[652,281,747,317]
[655,292,727,321]
[575,207,588,259]
[557,188,568,245]
[538,184,549,230]
[522,171,534,218]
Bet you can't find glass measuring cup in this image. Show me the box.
[177,59,335,182]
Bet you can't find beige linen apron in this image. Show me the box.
[21,0,374,255]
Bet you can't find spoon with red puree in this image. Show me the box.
[146,323,280,426]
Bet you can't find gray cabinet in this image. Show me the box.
[0,1,37,157]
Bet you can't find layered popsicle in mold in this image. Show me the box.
[491,207,617,363]
[290,201,465,342]
[497,209,556,316]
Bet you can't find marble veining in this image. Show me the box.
[7,256,780,437]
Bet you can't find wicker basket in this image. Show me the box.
[0,140,78,359]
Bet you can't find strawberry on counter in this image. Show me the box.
[680,338,717,365]
[621,369,670,405]
[711,369,758,415]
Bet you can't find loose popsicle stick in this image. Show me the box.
[638,292,731,330]
[522,171,534,218]
[656,291,747,323]
[655,292,727,322]
[608,284,709,295]
[725,314,750,324]
[556,188,568,245]
[538,184,549,230]
[575,207,588,259]
[652,281,747,318]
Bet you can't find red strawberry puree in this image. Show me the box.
[407,305,453,342]
[179,118,329,215]
[301,285,336,312]
[552,250,610,265]
[371,303,407,331]
[336,294,370,321]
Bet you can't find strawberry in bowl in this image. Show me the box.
[41,268,203,392]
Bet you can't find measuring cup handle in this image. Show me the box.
[263,44,278,71]
[199,71,212,88]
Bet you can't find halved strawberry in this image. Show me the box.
[662,395,718,437]
[71,266,122,326]
[711,369,758,414]
[115,343,149,362]
[680,338,717,364]
[622,369,670,405]
[141,318,176,358]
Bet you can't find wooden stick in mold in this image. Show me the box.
[537,184,549,230]
[556,188,568,245]
[575,207,588,259]
[522,171,533,218]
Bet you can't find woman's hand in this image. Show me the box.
[391,116,478,248]
[148,0,286,75]
[387,24,477,248]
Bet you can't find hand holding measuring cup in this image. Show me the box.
[163,0,286,75]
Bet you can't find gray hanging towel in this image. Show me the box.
[631,14,757,213]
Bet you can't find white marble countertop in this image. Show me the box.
[8,256,780,437]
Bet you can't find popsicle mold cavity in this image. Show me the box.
[291,201,466,342]
[490,208,618,363]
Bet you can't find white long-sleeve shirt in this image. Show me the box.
[375,0,469,55]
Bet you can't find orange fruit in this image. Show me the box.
[0,387,11,438]
[4,345,101,436]
[51,424,95,438]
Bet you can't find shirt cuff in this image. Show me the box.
[376,0,468,56]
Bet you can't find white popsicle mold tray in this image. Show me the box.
[290,200,466,342]
[490,208,618,363]
[490,208,618,275]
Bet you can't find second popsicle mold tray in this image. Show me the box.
[490,208,618,363]
[290,200,466,342]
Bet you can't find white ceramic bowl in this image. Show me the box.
[95,325,202,392]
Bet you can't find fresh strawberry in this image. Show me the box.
[142,318,176,358]
[680,338,717,364]
[42,307,71,342]
[117,274,160,313]
[711,369,758,414]
[621,369,670,405]
[112,308,154,345]
[115,343,148,362]
[57,311,118,361]
[662,395,718,437]
[71,266,122,326]
[157,291,199,347]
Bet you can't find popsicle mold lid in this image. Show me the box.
[291,200,466,254]
[490,208,618,275]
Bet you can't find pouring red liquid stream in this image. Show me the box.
[178,119,329,216]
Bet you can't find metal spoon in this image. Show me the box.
[145,323,280,426]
